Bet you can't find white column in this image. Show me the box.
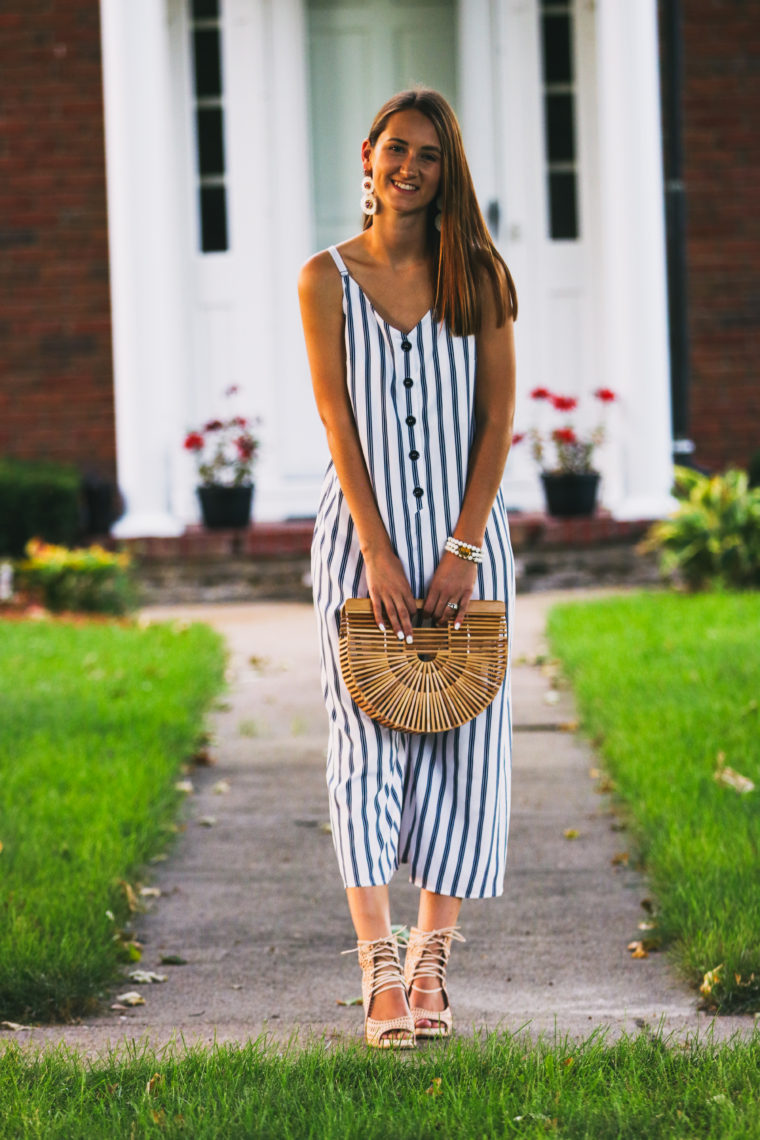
[595,0,674,519]
[100,0,186,536]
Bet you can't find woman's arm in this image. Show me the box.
[298,252,417,640]
[423,271,516,625]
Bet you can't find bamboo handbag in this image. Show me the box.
[339,599,508,734]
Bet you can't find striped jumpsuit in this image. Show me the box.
[311,245,515,899]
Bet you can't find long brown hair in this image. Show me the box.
[364,88,518,337]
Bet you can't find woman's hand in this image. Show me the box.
[364,548,417,642]
[422,552,478,627]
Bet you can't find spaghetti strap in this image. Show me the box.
[327,245,349,276]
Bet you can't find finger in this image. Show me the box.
[386,597,413,643]
[369,594,387,632]
[453,589,473,629]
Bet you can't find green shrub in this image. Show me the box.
[640,466,760,589]
[0,457,81,556]
[15,538,139,615]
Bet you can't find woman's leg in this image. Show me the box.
[410,890,463,1027]
[346,885,411,1039]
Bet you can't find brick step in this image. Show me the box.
[113,515,660,605]
[118,513,653,561]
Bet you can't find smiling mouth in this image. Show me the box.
[391,180,419,192]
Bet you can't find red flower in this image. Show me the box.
[236,436,256,461]
[204,419,224,432]
[551,395,578,412]
[232,415,248,427]
[530,387,552,400]
[183,431,204,451]
[552,428,577,445]
[594,387,616,403]
[511,432,525,445]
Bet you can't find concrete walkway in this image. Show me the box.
[17,591,755,1053]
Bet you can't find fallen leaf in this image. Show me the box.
[558,721,578,733]
[151,1109,166,1125]
[700,964,724,997]
[160,954,187,966]
[197,816,217,827]
[595,775,616,794]
[146,1072,163,1095]
[1,1021,31,1032]
[150,853,168,863]
[0,841,3,854]
[139,886,161,898]
[425,1077,443,1096]
[119,880,138,912]
[627,941,649,959]
[336,997,363,1006]
[128,970,167,984]
[640,898,654,913]
[563,1057,574,1068]
[638,921,656,931]
[318,822,332,834]
[714,764,755,795]
[115,991,145,1006]
[191,748,216,766]
[589,768,601,779]
[611,852,629,866]
[563,828,580,840]
[212,779,231,795]
[175,779,194,794]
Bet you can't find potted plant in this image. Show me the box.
[184,386,261,528]
[513,387,616,517]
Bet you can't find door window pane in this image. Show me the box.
[539,2,579,240]
[189,3,229,253]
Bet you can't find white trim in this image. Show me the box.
[594,0,674,519]
[100,0,186,536]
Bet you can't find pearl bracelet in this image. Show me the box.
[445,536,484,564]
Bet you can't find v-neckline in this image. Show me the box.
[342,267,432,339]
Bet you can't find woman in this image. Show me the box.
[298,88,518,1048]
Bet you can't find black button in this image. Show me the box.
[413,487,424,498]
[409,450,419,460]
[401,339,412,351]
[403,378,413,388]
[405,415,416,426]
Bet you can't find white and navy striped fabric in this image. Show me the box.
[310,245,515,899]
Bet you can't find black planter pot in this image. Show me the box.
[540,472,600,518]
[197,484,254,529]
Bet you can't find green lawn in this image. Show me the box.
[0,616,225,1022]
[1,1032,759,1139]
[548,591,760,1013]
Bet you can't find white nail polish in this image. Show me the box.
[397,631,405,640]
[378,623,386,632]
[454,621,461,630]
[406,634,413,644]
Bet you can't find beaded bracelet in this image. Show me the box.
[445,536,484,564]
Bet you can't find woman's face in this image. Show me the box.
[363,109,442,218]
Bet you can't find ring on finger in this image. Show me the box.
[446,601,460,611]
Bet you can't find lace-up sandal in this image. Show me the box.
[404,926,466,1039]
[343,934,416,1049]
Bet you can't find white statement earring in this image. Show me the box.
[434,194,443,232]
[360,173,377,217]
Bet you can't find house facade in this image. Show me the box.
[1,1,756,536]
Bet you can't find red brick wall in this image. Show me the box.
[0,1,116,481]
[679,1,760,471]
